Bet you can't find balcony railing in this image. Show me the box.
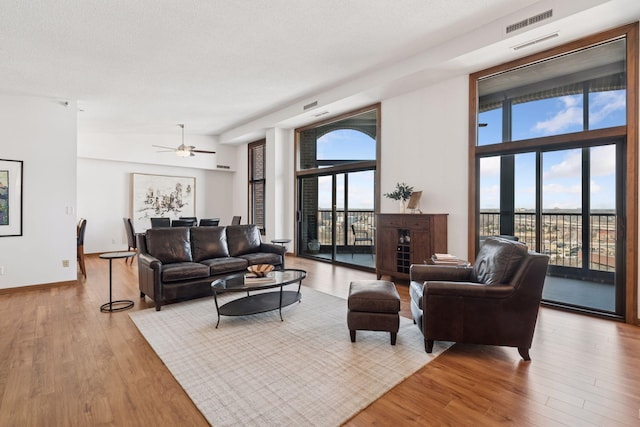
[307,209,616,273]
[314,209,375,247]
[480,211,616,272]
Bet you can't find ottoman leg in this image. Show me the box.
[350,330,356,342]
[390,332,397,345]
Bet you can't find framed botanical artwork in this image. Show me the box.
[0,159,23,237]
[131,173,196,231]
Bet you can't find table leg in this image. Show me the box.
[100,257,134,313]
[108,259,113,310]
[278,285,284,321]
[214,291,221,328]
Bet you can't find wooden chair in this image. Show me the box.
[171,219,195,227]
[179,216,198,224]
[76,218,87,278]
[150,217,170,228]
[122,217,137,264]
[199,218,220,226]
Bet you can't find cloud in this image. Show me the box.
[543,149,581,179]
[591,145,616,176]
[480,156,500,176]
[533,95,582,135]
[543,182,582,194]
[589,90,625,125]
[480,184,500,209]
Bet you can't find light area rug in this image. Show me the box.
[129,287,450,427]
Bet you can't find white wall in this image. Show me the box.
[77,158,236,253]
[0,95,78,289]
[233,143,249,228]
[78,131,237,172]
[265,127,295,248]
[380,75,469,257]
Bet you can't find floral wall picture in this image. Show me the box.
[0,159,23,237]
[131,173,196,231]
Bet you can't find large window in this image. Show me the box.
[470,24,638,321]
[478,38,627,146]
[295,106,379,270]
[248,139,265,233]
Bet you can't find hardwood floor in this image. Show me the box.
[1,254,639,426]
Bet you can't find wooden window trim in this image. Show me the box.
[468,23,639,324]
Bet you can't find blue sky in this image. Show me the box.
[479,90,625,210]
[310,89,625,212]
[316,129,375,209]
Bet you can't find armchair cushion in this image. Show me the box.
[471,237,528,285]
[145,227,193,263]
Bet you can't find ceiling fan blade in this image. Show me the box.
[192,149,217,154]
[152,144,176,150]
[190,152,195,157]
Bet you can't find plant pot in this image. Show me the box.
[307,239,320,254]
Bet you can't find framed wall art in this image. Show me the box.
[131,173,196,231]
[0,159,23,237]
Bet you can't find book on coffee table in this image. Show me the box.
[244,274,276,285]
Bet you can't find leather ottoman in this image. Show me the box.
[347,280,401,345]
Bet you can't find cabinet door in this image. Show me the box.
[411,230,434,265]
[378,228,398,272]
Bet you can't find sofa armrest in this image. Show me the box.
[410,264,472,282]
[259,243,287,268]
[138,253,162,270]
[137,253,164,309]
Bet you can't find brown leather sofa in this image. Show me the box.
[137,224,286,311]
[409,237,549,360]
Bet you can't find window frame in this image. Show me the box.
[468,23,638,324]
[248,139,266,234]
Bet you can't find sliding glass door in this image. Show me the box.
[295,106,379,271]
[479,142,623,316]
[297,169,376,269]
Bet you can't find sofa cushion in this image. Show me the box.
[190,226,229,261]
[238,252,282,266]
[146,227,193,263]
[471,237,528,285]
[226,225,262,256]
[161,262,210,282]
[199,257,249,275]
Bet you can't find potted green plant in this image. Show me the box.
[384,182,414,213]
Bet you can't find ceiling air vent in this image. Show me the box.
[303,101,318,111]
[216,165,230,169]
[512,32,558,51]
[506,9,552,34]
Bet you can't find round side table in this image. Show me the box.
[99,251,136,312]
[271,238,292,249]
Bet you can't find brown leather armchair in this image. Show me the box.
[409,237,549,360]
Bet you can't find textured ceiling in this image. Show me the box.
[0,0,631,138]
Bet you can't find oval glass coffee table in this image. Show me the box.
[211,269,306,328]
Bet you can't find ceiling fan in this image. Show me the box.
[153,124,216,157]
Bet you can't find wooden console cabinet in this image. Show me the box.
[376,213,448,280]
